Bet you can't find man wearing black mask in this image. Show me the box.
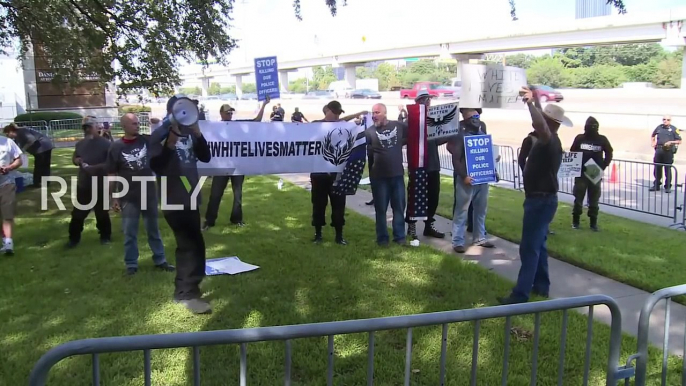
[459,108,486,234]
[150,97,212,314]
[570,117,613,231]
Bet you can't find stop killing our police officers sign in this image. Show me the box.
[254,56,280,102]
[464,134,497,185]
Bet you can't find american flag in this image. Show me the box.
[333,125,367,196]
[406,104,429,221]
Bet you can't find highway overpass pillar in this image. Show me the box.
[344,65,357,88]
[279,70,289,94]
[200,77,212,97]
[452,54,485,80]
[235,75,243,99]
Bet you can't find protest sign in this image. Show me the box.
[427,103,460,140]
[584,158,603,184]
[464,134,497,185]
[459,64,527,109]
[558,152,583,178]
[197,120,365,176]
[254,56,280,101]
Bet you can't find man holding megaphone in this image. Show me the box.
[149,95,213,314]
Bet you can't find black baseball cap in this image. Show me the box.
[326,101,345,115]
[166,96,178,113]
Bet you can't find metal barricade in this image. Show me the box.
[627,284,686,386]
[557,159,682,223]
[29,295,624,386]
[437,144,518,189]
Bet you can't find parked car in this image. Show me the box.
[302,90,336,99]
[350,89,382,99]
[531,85,564,103]
[241,93,258,100]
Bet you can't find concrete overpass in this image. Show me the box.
[181,6,686,96]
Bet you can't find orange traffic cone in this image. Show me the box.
[608,164,619,184]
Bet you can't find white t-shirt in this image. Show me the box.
[0,137,23,187]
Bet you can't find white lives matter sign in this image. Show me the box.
[196,120,365,176]
[459,64,528,109]
[426,103,460,140]
[558,152,583,178]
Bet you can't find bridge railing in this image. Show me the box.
[28,295,624,386]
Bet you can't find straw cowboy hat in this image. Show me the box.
[542,104,573,127]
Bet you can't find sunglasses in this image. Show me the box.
[663,118,671,121]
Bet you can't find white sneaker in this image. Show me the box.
[2,240,14,255]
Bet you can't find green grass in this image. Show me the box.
[431,176,686,304]
[0,149,681,385]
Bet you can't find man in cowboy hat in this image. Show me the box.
[405,90,448,240]
[498,86,571,305]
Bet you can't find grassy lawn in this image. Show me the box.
[431,176,686,303]
[0,149,681,385]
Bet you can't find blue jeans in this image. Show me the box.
[121,197,166,268]
[452,177,489,247]
[371,176,406,244]
[511,194,558,301]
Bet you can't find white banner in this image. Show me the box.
[558,152,583,178]
[459,64,527,109]
[196,120,365,176]
[427,102,460,140]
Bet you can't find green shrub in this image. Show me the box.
[118,105,151,114]
[14,111,82,123]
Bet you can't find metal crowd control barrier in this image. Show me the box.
[29,295,624,386]
[513,148,683,225]
[628,284,686,386]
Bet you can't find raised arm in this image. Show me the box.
[341,111,368,122]
[521,87,551,142]
[253,96,271,122]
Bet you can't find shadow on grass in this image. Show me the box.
[3,150,682,385]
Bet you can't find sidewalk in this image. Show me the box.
[280,173,686,356]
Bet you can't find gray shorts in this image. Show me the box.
[0,183,17,221]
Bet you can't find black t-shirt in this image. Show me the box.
[292,112,305,122]
[106,136,157,203]
[74,136,112,187]
[522,133,563,195]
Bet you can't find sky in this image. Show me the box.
[181,0,686,81]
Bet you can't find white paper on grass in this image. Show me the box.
[205,256,260,276]
[583,158,603,185]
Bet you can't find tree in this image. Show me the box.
[526,57,566,88]
[311,66,336,90]
[208,82,222,95]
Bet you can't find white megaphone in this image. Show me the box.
[158,95,199,139]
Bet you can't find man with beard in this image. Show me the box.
[150,96,212,314]
[202,97,269,231]
[368,103,407,246]
[406,90,447,240]
[68,118,112,248]
[570,117,613,231]
[447,108,494,253]
[498,87,572,305]
[107,113,172,275]
[310,101,367,244]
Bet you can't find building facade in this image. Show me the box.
[575,0,612,19]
